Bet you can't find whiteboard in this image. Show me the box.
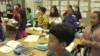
[0,5,6,12]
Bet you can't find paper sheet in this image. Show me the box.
[33,27,43,31]
[66,42,74,52]
[6,40,21,49]
[61,1,67,5]
[70,1,78,6]
[0,40,21,53]
[24,35,39,42]
[52,1,59,5]
[0,46,13,53]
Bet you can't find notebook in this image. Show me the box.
[0,40,21,53]
[24,35,39,42]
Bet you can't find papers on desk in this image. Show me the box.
[24,35,39,42]
[33,27,43,31]
[0,40,21,53]
[66,42,74,52]
[26,23,31,26]
[9,19,18,24]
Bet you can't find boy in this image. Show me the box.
[47,23,75,56]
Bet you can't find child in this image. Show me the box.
[63,5,74,17]
[47,23,75,56]
[49,6,62,27]
[26,8,34,26]
[13,3,23,21]
[73,6,82,32]
[15,10,27,40]
[37,7,48,29]
[63,9,78,33]
[6,4,13,19]
[81,11,100,56]
[0,15,6,42]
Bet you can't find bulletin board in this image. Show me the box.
[44,0,100,27]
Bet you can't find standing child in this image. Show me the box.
[0,15,6,42]
[15,10,27,40]
[81,11,100,56]
[47,23,75,56]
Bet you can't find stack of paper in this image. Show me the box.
[33,27,43,31]
[0,40,21,53]
[24,35,39,42]
[66,42,74,52]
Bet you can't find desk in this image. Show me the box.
[0,37,80,56]
[1,21,81,56]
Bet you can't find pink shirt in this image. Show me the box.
[81,25,100,56]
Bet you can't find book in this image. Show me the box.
[24,35,39,42]
[0,40,21,53]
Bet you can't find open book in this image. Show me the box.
[0,40,21,53]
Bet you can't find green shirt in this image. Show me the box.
[26,13,34,25]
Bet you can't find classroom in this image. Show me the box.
[0,0,100,56]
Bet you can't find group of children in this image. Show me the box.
[0,3,100,56]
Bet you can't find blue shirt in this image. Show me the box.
[63,15,78,28]
[47,51,73,56]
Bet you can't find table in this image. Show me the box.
[1,20,81,56]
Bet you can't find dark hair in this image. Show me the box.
[68,5,72,8]
[26,8,31,13]
[93,11,100,20]
[19,10,27,23]
[49,6,60,17]
[39,7,46,13]
[16,3,21,8]
[49,23,75,46]
[68,5,74,13]
[74,6,81,13]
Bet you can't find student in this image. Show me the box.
[47,23,75,56]
[81,11,100,56]
[37,7,48,29]
[73,6,82,22]
[6,4,13,19]
[15,10,27,40]
[0,15,6,42]
[26,8,34,26]
[73,6,82,32]
[13,3,23,21]
[63,9,78,33]
[63,5,74,17]
[49,6,62,26]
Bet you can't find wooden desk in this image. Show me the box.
[0,37,80,56]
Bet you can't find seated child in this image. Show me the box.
[47,23,75,56]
